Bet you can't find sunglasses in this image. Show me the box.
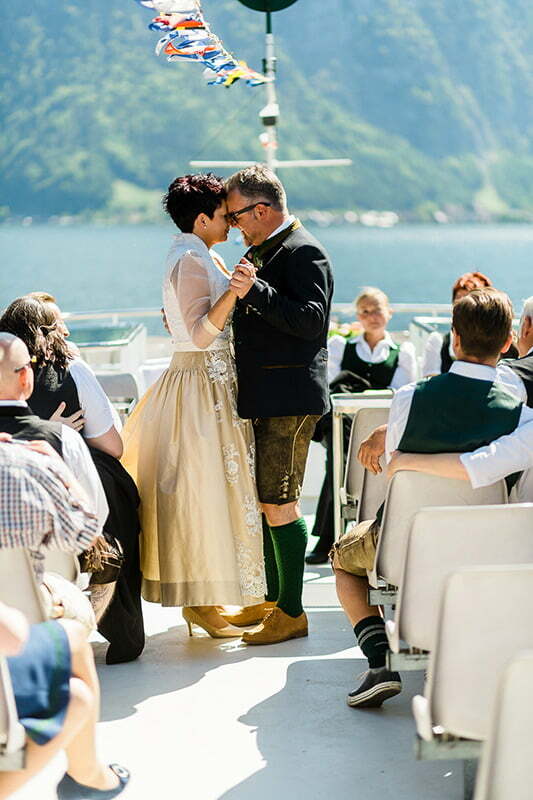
[226,201,271,226]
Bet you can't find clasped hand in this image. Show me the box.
[230,258,256,299]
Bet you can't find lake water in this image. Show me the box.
[1,224,532,321]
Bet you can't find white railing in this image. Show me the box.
[63,302,453,324]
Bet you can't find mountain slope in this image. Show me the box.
[0,0,531,216]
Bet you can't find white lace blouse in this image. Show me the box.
[163,233,231,353]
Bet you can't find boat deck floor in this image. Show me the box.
[11,561,465,799]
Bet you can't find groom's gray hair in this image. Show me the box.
[226,165,287,212]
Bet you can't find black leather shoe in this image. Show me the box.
[305,551,329,565]
[346,667,401,708]
[57,764,130,799]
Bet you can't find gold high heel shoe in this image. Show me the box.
[182,607,242,639]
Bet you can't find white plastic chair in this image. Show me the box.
[43,550,80,584]
[413,565,533,745]
[0,658,25,770]
[342,406,390,524]
[96,371,140,419]
[387,504,533,655]
[0,550,46,625]
[474,650,533,800]
[332,391,393,541]
[369,471,508,588]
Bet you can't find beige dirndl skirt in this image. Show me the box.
[121,348,266,607]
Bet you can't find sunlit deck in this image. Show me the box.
[12,550,463,800]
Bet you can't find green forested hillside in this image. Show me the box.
[0,0,532,218]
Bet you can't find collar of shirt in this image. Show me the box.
[0,400,27,407]
[526,345,533,357]
[449,360,497,381]
[350,331,395,363]
[266,215,296,241]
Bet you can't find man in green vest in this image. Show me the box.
[332,288,533,709]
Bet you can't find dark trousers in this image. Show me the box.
[310,418,352,554]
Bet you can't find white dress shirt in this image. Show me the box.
[421,332,527,401]
[328,332,417,388]
[266,215,296,240]
[385,360,533,464]
[460,346,533,498]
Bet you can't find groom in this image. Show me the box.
[224,165,333,644]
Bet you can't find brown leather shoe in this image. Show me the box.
[219,601,276,627]
[242,607,308,645]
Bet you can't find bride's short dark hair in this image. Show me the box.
[163,173,226,232]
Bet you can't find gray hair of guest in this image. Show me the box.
[225,165,287,213]
[520,296,533,325]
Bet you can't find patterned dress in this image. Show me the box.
[122,233,266,607]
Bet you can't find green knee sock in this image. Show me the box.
[270,517,308,617]
[262,516,279,603]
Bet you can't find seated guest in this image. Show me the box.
[0,332,108,538]
[27,291,79,355]
[422,271,493,376]
[0,297,144,664]
[0,601,129,799]
[306,287,417,564]
[332,289,533,708]
[0,296,122,456]
[0,331,114,621]
[498,296,533,406]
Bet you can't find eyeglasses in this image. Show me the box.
[13,357,36,374]
[226,201,271,226]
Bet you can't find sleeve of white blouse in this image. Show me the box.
[391,342,418,389]
[172,251,224,350]
[422,331,443,377]
[327,335,346,383]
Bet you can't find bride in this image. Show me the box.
[122,173,265,637]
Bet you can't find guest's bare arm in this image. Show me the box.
[86,427,123,459]
[387,451,468,481]
[358,424,387,475]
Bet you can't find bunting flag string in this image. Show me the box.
[132,0,271,88]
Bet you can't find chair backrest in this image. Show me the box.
[96,371,140,419]
[0,657,25,756]
[392,504,533,653]
[428,565,533,741]
[474,650,533,800]
[373,471,507,586]
[344,406,390,523]
[0,550,46,624]
[43,550,80,583]
[96,371,139,402]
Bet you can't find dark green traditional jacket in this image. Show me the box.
[398,370,522,454]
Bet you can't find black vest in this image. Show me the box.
[340,340,400,389]
[29,362,82,427]
[501,352,533,408]
[0,405,63,456]
[440,331,454,374]
[398,372,522,454]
